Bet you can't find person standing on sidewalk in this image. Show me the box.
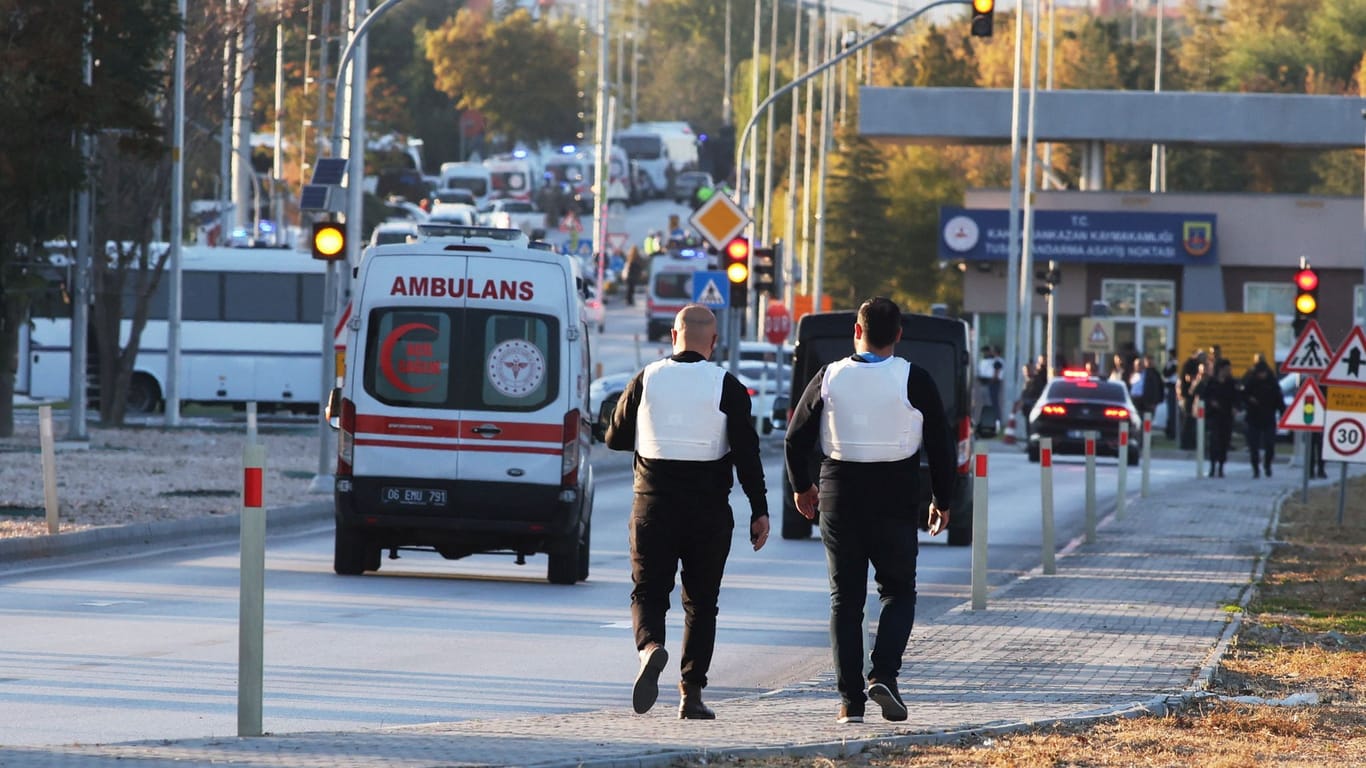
[1241,354,1283,478]
[605,304,770,720]
[784,297,956,725]
[1195,358,1237,477]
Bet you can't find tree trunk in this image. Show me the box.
[0,289,21,438]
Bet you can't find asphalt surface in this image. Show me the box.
[0,443,1326,767]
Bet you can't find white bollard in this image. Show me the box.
[238,442,267,737]
[1084,430,1097,545]
[1040,437,1056,575]
[971,449,989,610]
[246,401,258,446]
[1141,415,1152,498]
[39,405,59,535]
[1116,422,1129,520]
[1195,398,1205,478]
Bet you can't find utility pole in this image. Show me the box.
[723,0,732,125]
[232,0,257,235]
[1151,0,1166,192]
[812,0,832,317]
[273,2,286,244]
[748,0,761,237]
[593,0,610,295]
[1020,0,1042,373]
[1003,0,1027,438]
[799,6,816,296]
[760,0,778,248]
[68,0,94,440]
[220,0,235,241]
[783,3,802,313]
[166,0,186,427]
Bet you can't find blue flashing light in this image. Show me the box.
[258,220,275,234]
[698,133,708,142]
[231,227,249,239]
[678,248,705,259]
[513,149,527,159]
[560,144,577,154]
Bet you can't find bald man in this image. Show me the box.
[606,304,769,720]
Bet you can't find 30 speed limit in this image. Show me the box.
[1327,417,1365,459]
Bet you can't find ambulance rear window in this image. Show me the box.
[653,272,692,300]
[362,307,558,411]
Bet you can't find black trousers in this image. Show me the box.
[1207,414,1233,464]
[818,489,919,708]
[1247,422,1277,469]
[629,493,734,688]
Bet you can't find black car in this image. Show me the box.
[781,311,975,546]
[1026,373,1142,465]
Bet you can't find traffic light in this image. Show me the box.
[724,236,749,309]
[752,247,776,296]
[971,0,994,37]
[1034,265,1061,296]
[1293,265,1319,336]
[312,220,346,261]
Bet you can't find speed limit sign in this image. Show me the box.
[1324,389,1366,462]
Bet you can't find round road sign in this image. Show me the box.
[1329,416,1366,457]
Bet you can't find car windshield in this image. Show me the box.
[1045,379,1129,402]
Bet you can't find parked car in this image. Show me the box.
[673,170,714,204]
[427,202,478,226]
[482,199,544,235]
[368,220,418,247]
[1027,371,1142,465]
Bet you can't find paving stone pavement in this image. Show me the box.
[0,467,1310,767]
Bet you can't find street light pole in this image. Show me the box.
[1151,0,1166,192]
[783,4,802,313]
[1003,0,1026,441]
[166,0,186,427]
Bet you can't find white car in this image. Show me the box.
[483,199,544,235]
[368,220,418,247]
[427,202,478,226]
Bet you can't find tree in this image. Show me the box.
[426,9,579,146]
[0,0,178,436]
[821,128,900,309]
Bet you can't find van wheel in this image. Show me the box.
[576,517,591,582]
[334,525,368,575]
[548,529,581,585]
[781,505,813,540]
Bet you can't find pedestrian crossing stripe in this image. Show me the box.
[1279,376,1326,432]
[1319,325,1366,387]
[696,279,726,306]
[1282,319,1332,374]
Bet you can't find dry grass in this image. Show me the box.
[669,477,1366,768]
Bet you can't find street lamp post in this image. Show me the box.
[729,0,970,364]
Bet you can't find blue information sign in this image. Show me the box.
[692,270,730,307]
[939,207,1218,265]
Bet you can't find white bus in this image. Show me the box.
[20,245,330,415]
[614,130,670,199]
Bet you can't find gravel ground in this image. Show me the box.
[0,413,328,539]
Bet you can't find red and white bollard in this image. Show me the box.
[239,442,267,737]
[971,450,989,610]
[1084,430,1097,545]
[1195,398,1206,478]
[1116,422,1129,520]
[1141,415,1152,498]
[1040,437,1056,575]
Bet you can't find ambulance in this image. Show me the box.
[329,225,595,584]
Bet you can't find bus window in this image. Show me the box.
[225,273,297,322]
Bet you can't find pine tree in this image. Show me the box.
[822,128,900,309]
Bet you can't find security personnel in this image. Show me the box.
[784,297,955,725]
[605,304,770,720]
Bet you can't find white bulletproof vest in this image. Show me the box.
[819,356,924,462]
[636,359,730,461]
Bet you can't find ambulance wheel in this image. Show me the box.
[576,517,591,582]
[548,530,582,585]
[333,525,368,575]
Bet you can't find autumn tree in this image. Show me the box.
[426,8,579,146]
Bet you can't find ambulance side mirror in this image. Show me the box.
[326,387,342,430]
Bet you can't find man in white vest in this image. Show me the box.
[784,297,956,725]
[605,304,770,720]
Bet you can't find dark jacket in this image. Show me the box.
[1131,367,1164,413]
[1241,364,1284,428]
[783,355,956,519]
[1195,376,1238,425]
[605,351,768,522]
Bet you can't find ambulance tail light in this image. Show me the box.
[561,409,581,492]
[957,415,972,475]
[337,398,355,477]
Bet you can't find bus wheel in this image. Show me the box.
[125,374,161,415]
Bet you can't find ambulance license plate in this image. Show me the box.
[382,486,448,507]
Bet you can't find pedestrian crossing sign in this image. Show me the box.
[1282,319,1332,374]
[692,270,729,307]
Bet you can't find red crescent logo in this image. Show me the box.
[379,322,438,394]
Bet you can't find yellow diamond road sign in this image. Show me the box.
[689,194,750,251]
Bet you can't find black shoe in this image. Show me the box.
[1265,465,1273,477]
[678,682,716,720]
[632,644,668,714]
[1218,465,1225,478]
[836,703,864,724]
[1252,466,1260,478]
[1317,471,1329,479]
[868,681,908,722]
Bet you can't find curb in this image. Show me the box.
[0,500,333,565]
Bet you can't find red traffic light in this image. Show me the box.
[1295,268,1319,292]
[724,237,749,284]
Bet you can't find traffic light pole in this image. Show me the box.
[731,0,970,332]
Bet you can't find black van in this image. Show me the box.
[781,311,975,546]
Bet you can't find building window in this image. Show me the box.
[1356,285,1365,325]
[1101,280,1173,319]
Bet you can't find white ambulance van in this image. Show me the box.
[330,225,595,584]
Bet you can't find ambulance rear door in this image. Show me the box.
[352,253,468,488]
[457,253,571,492]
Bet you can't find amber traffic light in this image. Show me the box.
[724,237,750,308]
[971,0,994,37]
[312,220,347,261]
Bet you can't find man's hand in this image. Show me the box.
[928,503,951,536]
[794,485,819,520]
[749,516,770,551]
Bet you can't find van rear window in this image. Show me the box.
[363,308,559,411]
[653,273,692,300]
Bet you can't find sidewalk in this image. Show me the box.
[1,467,1296,767]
